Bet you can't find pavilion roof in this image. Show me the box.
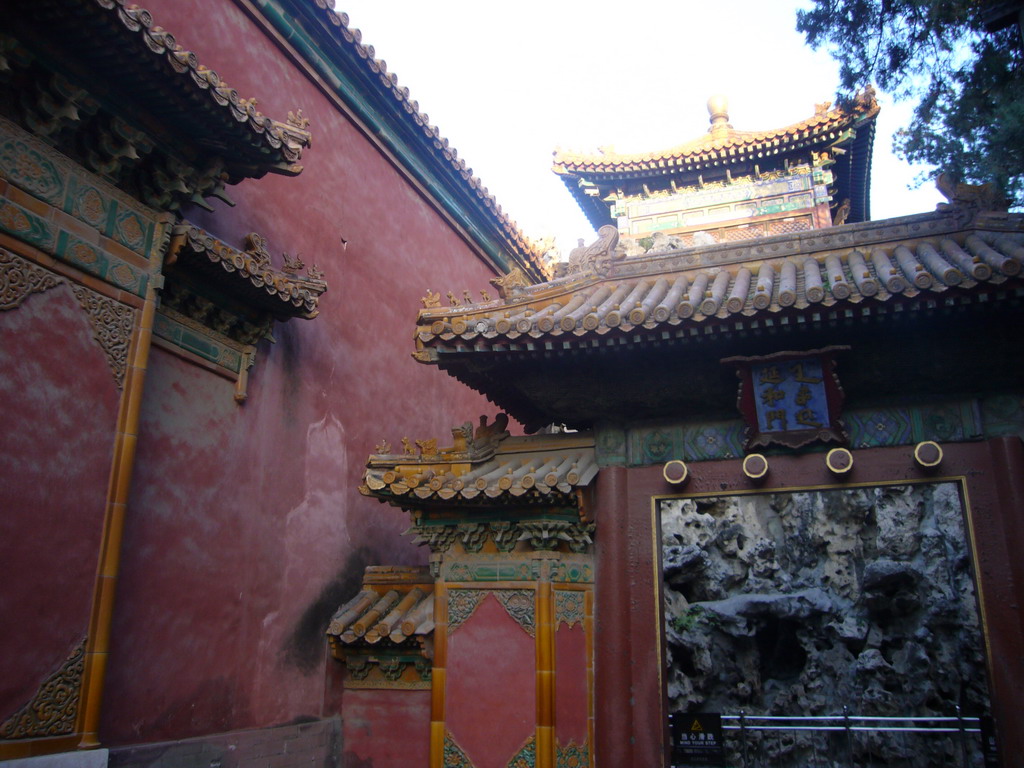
[553,93,879,230]
[327,567,433,648]
[360,417,597,511]
[412,205,1024,430]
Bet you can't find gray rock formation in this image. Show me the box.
[661,483,989,767]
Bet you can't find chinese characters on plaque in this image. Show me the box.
[752,359,828,433]
[724,347,849,450]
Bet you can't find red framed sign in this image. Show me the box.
[723,346,849,450]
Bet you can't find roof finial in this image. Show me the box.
[707,94,731,136]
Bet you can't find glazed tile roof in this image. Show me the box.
[7,0,311,180]
[552,97,878,176]
[327,567,433,646]
[414,209,1024,362]
[360,418,597,509]
[167,225,327,320]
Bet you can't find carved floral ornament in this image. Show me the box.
[1,638,84,739]
[0,249,134,388]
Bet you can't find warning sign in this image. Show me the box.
[670,712,725,767]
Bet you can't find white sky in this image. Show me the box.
[339,0,945,254]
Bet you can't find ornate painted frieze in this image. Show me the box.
[447,589,487,635]
[507,734,537,768]
[554,590,585,629]
[336,650,432,690]
[444,732,475,768]
[152,310,248,375]
[1,116,165,270]
[70,284,135,389]
[0,638,84,739]
[494,590,535,637]
[556,740,590,768]
[407,519,595,556]
[0,248,61,310]
[602,393,1018,467]
[443,556,593,585]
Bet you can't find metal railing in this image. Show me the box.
[672,707,992,767]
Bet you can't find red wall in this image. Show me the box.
[99,0,509,745]
[0,284,119,721]
[342,690,430,768]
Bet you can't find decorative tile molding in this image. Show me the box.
[444,732,476,768]
[447,590,487,635]
[153,310,246,375]
[554,590,585,629]
[603,395,1020,467]
[70,283,135,389]
[0,197,56,252]
[0,638,84,739]
[1,117,162,264]
[408,519,594,555]
[337,651,432,691]
[442,556,593,585]
[507,734,537,768]
[556,740,590,768]
[495,590,535,637]
[0,248,62,310]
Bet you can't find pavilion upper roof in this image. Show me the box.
[553,92,879,176]
[553,92,879,230]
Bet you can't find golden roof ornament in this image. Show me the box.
[707,94,732,137]
[489,267,532,299]
[421,289,441,308]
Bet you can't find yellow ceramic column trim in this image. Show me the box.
[77,281,158,747]
[585,588,595,767]
[535,579,555,768]
[430,579,448,768]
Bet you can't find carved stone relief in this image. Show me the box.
[0,248,61,310]
[494,590,535,637]
[0,638,84,739]
[70,283,135,389]
[447,589,487,635]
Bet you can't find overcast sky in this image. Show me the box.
[339,0,945,253]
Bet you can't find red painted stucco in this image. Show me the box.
[341,689,430,768]
[92,0,508,746]
[0,284,119,720]
[446,593,536,768]
[554,620,588,748]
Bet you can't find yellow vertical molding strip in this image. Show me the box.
[430,579,448,768]
[77,281,158,748]
[585,588,595,768]
[535,579,554,768]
